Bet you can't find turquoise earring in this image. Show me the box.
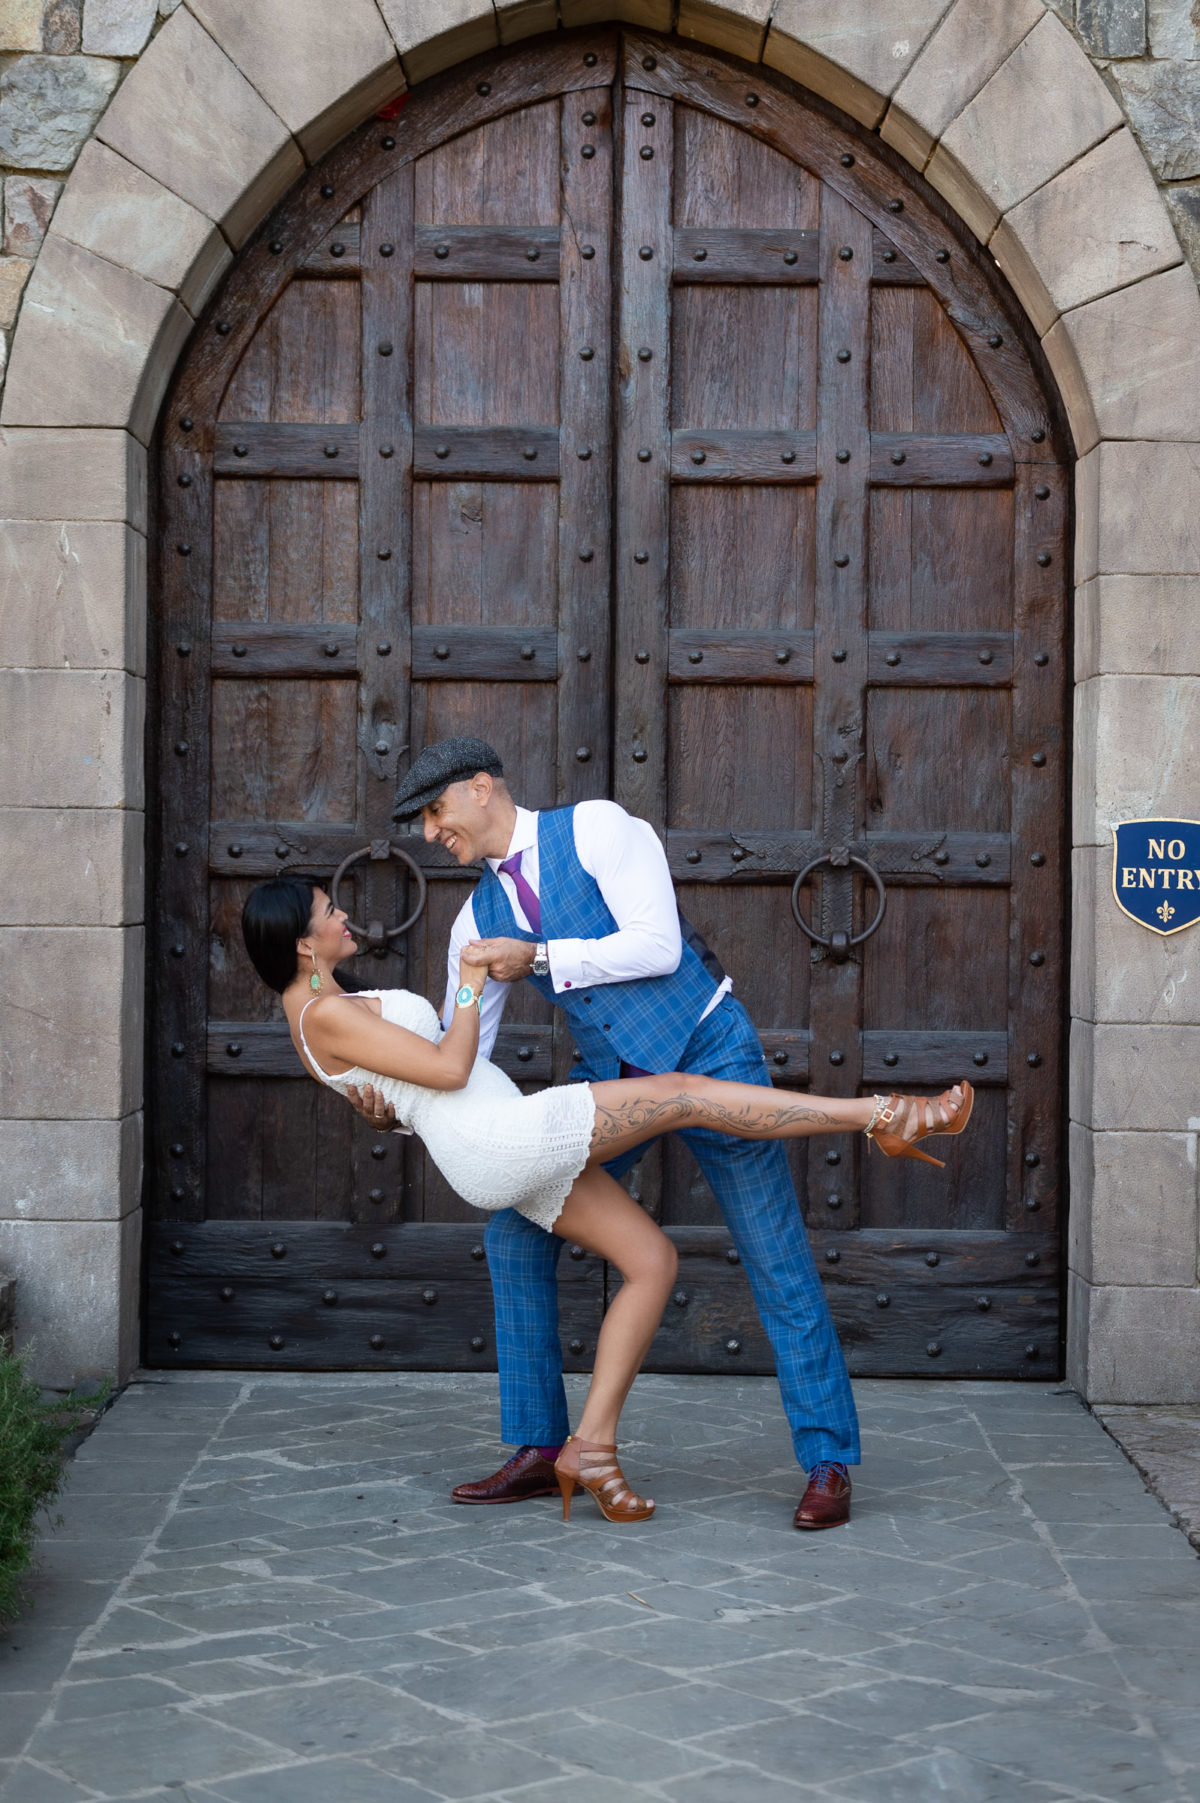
[309,954,322,994]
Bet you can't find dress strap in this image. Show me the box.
[297,994,354,1084]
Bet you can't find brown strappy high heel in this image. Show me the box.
[554,1435,655,1523]
[864,1081,974,1168]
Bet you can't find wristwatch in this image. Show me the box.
[531,942,550,978]
[455,983,480,1009]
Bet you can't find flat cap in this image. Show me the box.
[393,737,504,820]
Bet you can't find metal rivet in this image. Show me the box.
[470,1335,485,1351]
[434,243,449,259]
[579,547,594,562]
[582,145,596,159]
[925,1252,940,1267]
[1031,428,1045,442]
[167,1332,182,1349]
[632,748,647,763]
[973,1051,988,1066]
[584,49,598,64]
[776,648,791,664]
[781,449,796,465]
[582,245,595,259]
[836,555,851,570]
[640,112,655,127]
[378,341,393,357]
[691,449,706,465]
[578,446,592,460]
[176,641,191,656]
[773,1048,789,1065]
[1025,1345,1040,1360]
[637,347,652,363]
[520,643,535,660]
[330,242,345,258]
[219,1286,234,1301]
[174,842,188,859]
[1026,1196,1042,1212]
[171,947,184,960]
[1034,652,1049,666]
[1030,852,1045,867]
[1035,485,1050,500]
[783,250,798,265]
[570,1244,587,1261]
[176,542,192,558]
[976,853,991,868]
[936,249,950,263]
[1032,751,1046,767]
[573,747,591,766]
[322,443,339,458]
[745,92,759,106]
[577,646,591,662]
[323,642,339,658]
[470,1244,485,1261]
[270,1241,286,1259]
[376,641,391,656]
[836,348,851,362]
[726,1247,740,1264]
[827,1194,842,1209]
[368,1187,384,1203]
[978,649,994,665]
[825,1248,840,1263]
[177,473,192,488]
[978,451,993,466]
[726,1338,742,1354]
[833,648,847,662]
[688,650,703,664]
[435,445,449,460]
[320,183,335,198]
[583,110,597,125]
[380,443,394,458]
[840,153,855,167]
[639,245,654,260]
[523,446,538,461]
[369,1334,385,1351]
[885,651,900,666]
[382,135,396,149]
[371,1145,387,1163]
[686,849,701,865]
[169,1240,184,1256]
[890,450,906,466]
[838,246,853,261]
[829,1050,844,1066]
[169,1144,184,1159]
[380,242,394,257]
[174,740,189,756]
[884,1052,898,1068]
[1036,552,1051,567]
[579,345,594,360]
[642,53,656,68]
[927,1342,942,1358]
[1025,1251,1040,1267]
[889,199,904,212]
[836,449,850,463]
[225,1042,242,1060]
[233,443,247,458]
[179,417,193,431]
[876,1293,889,1308]
[216,321,231,335]
[374,739,389,755]
[1026,1051,1042,1067]
[1029,950,1045,966]
[231,643,247,658]
[634,550,648,563]
[640,146,653,160]
[987,332,1002,348]
[882,249,896,263]
[228,843,242,858]
[269,240,283,254]
[371,1242,386,1259]
[1025,1151,1041,1168]
[526,246,540,260]
[323,1289,337,1306]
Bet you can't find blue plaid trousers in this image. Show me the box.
[484,994,860,1470]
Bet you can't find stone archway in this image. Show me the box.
[2,0,1198,1399]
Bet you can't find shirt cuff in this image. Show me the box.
[547,937,587,993]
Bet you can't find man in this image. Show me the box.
[353,736,859,1529]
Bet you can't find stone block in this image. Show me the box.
[1149,0,1200,58]
[1068,1272,1200,1403]
[678,0,771,61]
[1,234,192,443]
[376,0,498,85]
[1073,843,1200,1026]
[1075,441,1200,583]
[992,129,1181,338]
[1074,674,1200,849]
[0,670,144,809]
[882,0,1041,170]
[0,427,146,528]
[1114,59,1200,183]
[44,0,82,52]
[0,1212,141,1387]
[0,0,45,50]
[0,925,144,1120]
[930,15,1122,234]
[0,520,145,672]
[96,7,304,250]
[1166,183,1200,280]
[3,175,62,257]
[496,0,559,44]
[188,0,402,164]
[0,255,33,331]
[1076,0,1147,56]
[49,142,231,316]
[0,53,121,172]
[0,1114,141,1221]
[559,0,672,23]
[1072,1020,1200,1131]
[1069,1124,1197,1289]
[0,808,143,927]
[1044,265,1200,457]
[1076,575,1200,680]
[83,0,157,54]
[765,0,954,130]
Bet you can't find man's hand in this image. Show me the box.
[466,937,536,983]
[345,1083,397,1132]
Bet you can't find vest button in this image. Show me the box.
[603,1024,611,1031]
[583,995,592,1004]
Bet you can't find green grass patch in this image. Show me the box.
[0,1346,109,1630]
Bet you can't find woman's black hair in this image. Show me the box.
[241,877,319,994]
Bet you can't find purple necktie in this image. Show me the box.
[498,850,542,937]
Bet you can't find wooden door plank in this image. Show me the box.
[213,423,360,477]
[669,429,817,482]
[211,623,360,675]
[868,432,1013,486]
[410,624,559,680]
[672,226,818,282]
[667,629,814,682]
[412,425,560,479]
[413,223,560,279]
[867,632,1013,686]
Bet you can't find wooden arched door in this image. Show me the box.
[148,30,1068,1377]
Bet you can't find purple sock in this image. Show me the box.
[537,1444,562,1462]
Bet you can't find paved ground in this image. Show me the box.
[1094,1407,1200,1556]
[2,1373,1199,1803]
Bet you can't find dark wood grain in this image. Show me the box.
[868,432,1013,486]
[211,624,359,676]
[411,425,560,480]
[672,226,818,282]
[213,424,359,477]
[867,632,1013,687]
[411,625,559,680]
[413,223,560,278]
[669,429,817,482]
[667,630,814,683]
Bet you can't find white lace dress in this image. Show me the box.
[298,988,596,1232]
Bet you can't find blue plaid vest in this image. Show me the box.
[472,805,718,1079]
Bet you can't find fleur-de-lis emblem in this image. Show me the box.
[1157,900,1175,924]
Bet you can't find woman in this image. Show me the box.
[242,876,973,1525]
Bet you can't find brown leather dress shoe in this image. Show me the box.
[451,1446,559,1505]
[794,1462,852,1530]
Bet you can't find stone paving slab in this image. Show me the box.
[1096,1405,1200,1554]
[1,1373,1199,1803]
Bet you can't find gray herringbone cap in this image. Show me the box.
[392,737,504,820]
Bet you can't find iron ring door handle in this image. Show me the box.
[330,843,428,951]
[791,852,887,957]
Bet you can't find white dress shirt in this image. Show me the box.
[443,801,731,1061]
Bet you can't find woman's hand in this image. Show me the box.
[457,942,490,999]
